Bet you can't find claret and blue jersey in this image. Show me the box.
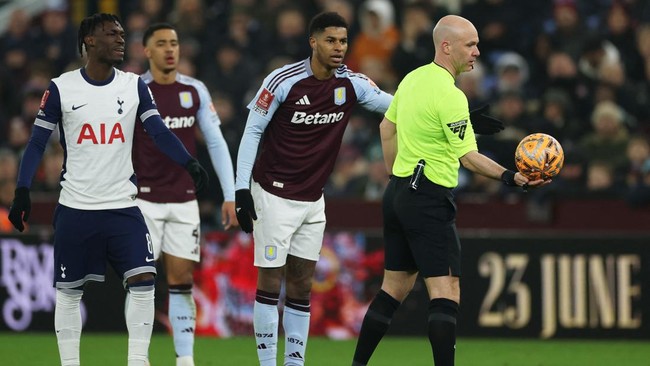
[236,58,392,201]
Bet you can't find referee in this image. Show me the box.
[351,15,548,366]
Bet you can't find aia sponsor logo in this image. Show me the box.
[77,122,125,144]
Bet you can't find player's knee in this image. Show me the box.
[285,278,313,299]
[126,272,155,286]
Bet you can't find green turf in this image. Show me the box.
[1,333,649,365]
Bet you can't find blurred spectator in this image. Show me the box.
[6,116,31,156]
[475,91,529,182]
[491,51,536,100]
[325,145,367,198]
[546,0,596,60]
[390,1,440,80]
[603,2,641,80]
[212,91,244,161]
[31,142,64,194]
[545,51,592,120]
[359,143,389,201]
[169,0,206,43]
[0,148,18,183]
[579,100,630,171]
[583,160,621,199]
[623,136,650,188]
[31,5,78,76]
[266,6,311,61]
[346,0,399,87]
[594,60,641,119]
[526,88,584,143]
[457,60,490,109]
[626,159,650,207]
[320,0,358,40]
[461,0,525,64]
[200,38,256,108]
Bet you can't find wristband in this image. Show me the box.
[501,170,517,186]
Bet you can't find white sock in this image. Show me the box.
[254,296,279,366]
[55,288,83,366]
[169,286,196,359]
[125,283,155,366]
[283,301,310,366]
[176,355,195,366]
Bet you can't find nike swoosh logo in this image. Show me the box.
[145,257,155,262]
[72,103,87,110]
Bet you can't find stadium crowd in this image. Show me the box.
[1,0,650,232]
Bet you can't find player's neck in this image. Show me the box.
[310,58,335,81]
[83,61,114,82]
[433,58,458,79]
[151,67,177,85]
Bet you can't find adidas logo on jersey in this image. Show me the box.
[295,95,311,105]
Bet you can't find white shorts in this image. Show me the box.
[136,199,201,262]
[251,181,326,267]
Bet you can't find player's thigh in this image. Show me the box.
[161,200,201,262]
[383,177,418,273]
[52,205,108,289]
[288,194,325,262]
[251,182,308,268]
[396,178,460,277]
[136,199,167,260]
[105,206,157,285]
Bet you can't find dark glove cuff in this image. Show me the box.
[501,170,517,186]
[15,187,30,197]
[185,158,198,169]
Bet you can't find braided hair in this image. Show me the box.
[77,13,122,57]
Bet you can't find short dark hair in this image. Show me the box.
[77,13,122,57]
[308,12,347,37]
[142,23,176,46]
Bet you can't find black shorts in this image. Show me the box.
[382,176,461,277]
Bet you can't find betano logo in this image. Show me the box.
[163,115,195,129]
[290,111,344,125]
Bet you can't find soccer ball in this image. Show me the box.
[514,133,564,180]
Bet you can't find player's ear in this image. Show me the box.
[309,36,316,50]
[84,35,94,48]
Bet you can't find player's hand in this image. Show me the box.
[470,105,504,135]
[221,201,239,230]
[185,159,209,193]
[235,189,256,233]
[8,187,31,232]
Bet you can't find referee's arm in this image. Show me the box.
[380,117,397,175]
[460,150,529,186]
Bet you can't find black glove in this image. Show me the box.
[8,187,31,232]
[185,159,209,193]
[470,105,504,135]
[235,189,257,233]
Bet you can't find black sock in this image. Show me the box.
[427,298,458,366]
[352,290,400,365]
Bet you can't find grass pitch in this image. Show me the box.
[1,332,649,365]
